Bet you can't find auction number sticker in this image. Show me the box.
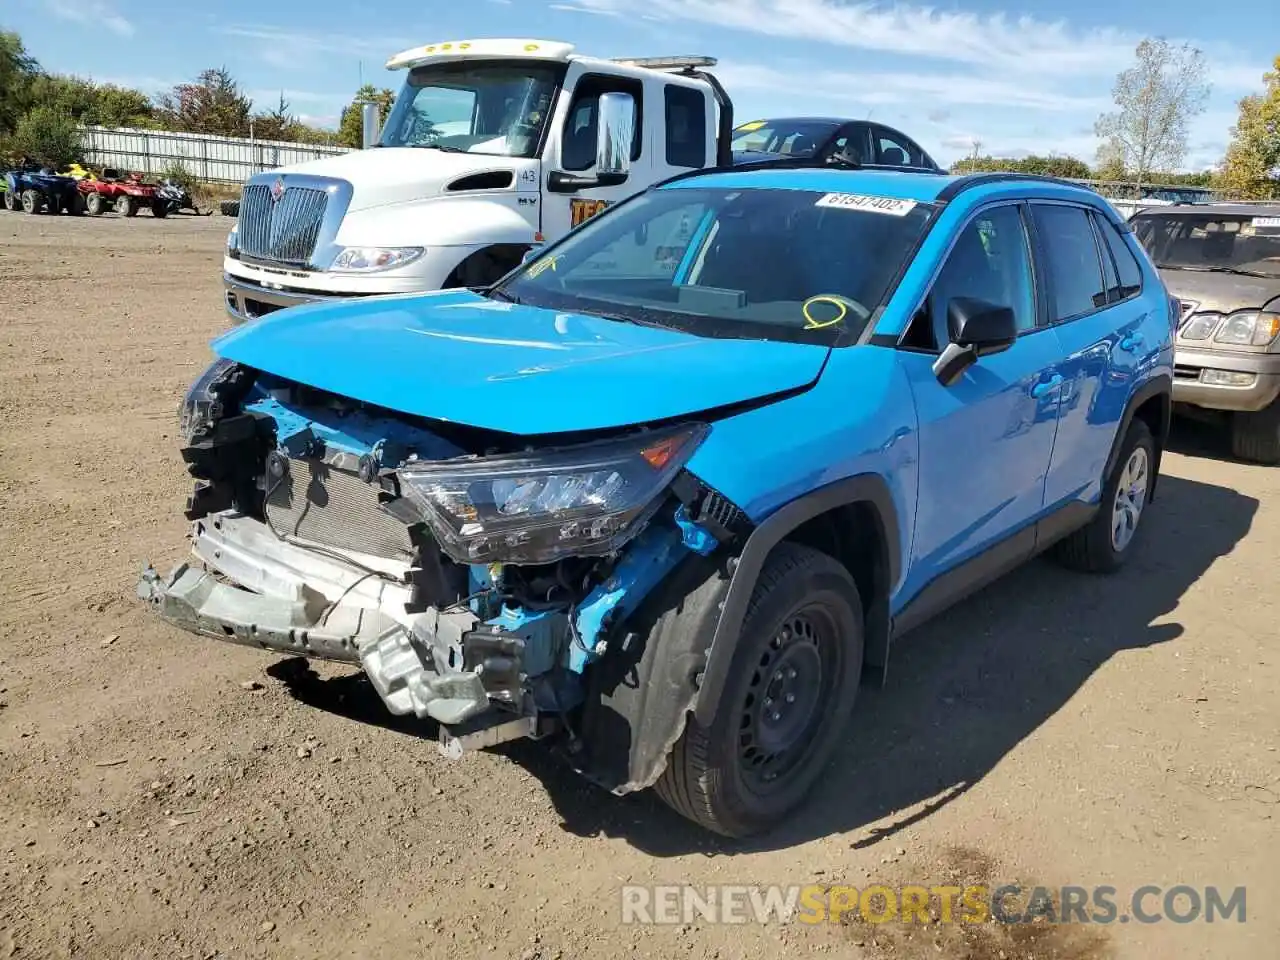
[815,193,917,216]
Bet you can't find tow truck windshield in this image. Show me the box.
[379,60,563,158]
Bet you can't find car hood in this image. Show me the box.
[212,290,830,436]
[1157,267,1280,313]
[273,148,527,213]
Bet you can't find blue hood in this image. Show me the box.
[213,290,830,436]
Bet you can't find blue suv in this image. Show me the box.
[140,165,1175,837]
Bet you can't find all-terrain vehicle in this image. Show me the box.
[2,163,83,214]
[77,168,165,217]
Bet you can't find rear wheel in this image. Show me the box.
[2,190,16,212]
[21,190,42,214]
[151,198,169,218]
[1230,400,1280,464]
[1052,419,1155,573]
[85,192,107,216]
[655,542,864,837]
[116,194,136,217]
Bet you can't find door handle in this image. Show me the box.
[1119,332,1145,352]
[1031,373,1063,399]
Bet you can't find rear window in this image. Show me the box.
[499,186,935,344]
[664,85,706,169]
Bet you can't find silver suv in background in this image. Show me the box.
[1130,204,1280,462]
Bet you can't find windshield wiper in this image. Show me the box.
[487,288,520,304]
[408,142,468,153]
[1156,263,1276,279]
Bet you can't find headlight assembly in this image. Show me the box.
[1213,310,1280,347]
[396,424,710,565]
[226,224,239,256]
[329,246,424,273]
[178,357,248,443]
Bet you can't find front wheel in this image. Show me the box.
[85,192,107,216]
[21,190,43,214]
[655,543,864,837]
[1230,400,1280,464]
[1052,418,1155,573]
[116,195,136,217]
[151,198,169,218]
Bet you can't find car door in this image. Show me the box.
[1030,203,1148,509]
[897,201,1064,601]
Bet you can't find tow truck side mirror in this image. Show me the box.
[547,91,636,194]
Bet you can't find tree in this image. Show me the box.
[24,74,154,127]
[156,67,252,137]
[252,92,297,142]
[0,30,40,137]
[9,105,82,167]
[948,154,1091,179]
[1095,38,1210,195]
[1217,56,1280,200]
[338,84,396,147]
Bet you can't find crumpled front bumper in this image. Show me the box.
[137,512,529,733]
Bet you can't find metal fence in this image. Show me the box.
[79,126,354,185]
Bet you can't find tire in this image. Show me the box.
[116,195,137,217]
[151,198,169,218]
[1230,400,1280,464]
[1052,418,1155,573]
[21,190,42,214]
[85,192,107,216]
[654,542,864,837]
[2,190,15,212]
[69,192,86,216]
[220,199,240,217]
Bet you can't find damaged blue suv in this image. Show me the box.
[140,165,1175,837]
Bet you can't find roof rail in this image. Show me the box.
[934,171,1085,203]
[610,55,718,70]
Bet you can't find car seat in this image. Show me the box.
[881,145,908,166]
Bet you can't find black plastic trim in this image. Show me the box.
[693,473,900,723]
[685,69,734,168]
[1103,373,1172,499]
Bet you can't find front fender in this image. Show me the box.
[335,196,538,250]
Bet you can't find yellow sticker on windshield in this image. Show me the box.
[815,193,917,217]
[525,255,559,278]
[735,120,766,132]
[802,296,849,330]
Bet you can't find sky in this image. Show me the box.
[4,0,1276,170]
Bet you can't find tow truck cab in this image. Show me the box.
[222,38,733,324]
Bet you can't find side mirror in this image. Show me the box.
[595,91,635,186]
[931,297,1018,386]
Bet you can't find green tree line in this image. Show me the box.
[1,28,392,166]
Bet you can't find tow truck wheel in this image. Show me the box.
[1231,400,1280,464]
[20,189,42,214]
[655,542,864,838]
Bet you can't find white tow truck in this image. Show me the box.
[222,38,735,323]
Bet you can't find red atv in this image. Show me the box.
[78,168,166,218]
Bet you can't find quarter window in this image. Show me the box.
[1097,216,1143,299]
[1031,204,1107,320]
[664,85,707,168]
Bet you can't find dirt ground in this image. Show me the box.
[1,211,1277,960]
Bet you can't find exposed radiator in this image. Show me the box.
[265,457,415,561]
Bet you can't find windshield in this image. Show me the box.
[379,60,562,158]
[1132,212,1280,279]
[494,186,935,344]
[731,120,839,157]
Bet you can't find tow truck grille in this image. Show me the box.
[265,458,415,561]
[239,184,328,267]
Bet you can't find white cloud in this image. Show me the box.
[552,0,1134,75]
[42,0,134,37]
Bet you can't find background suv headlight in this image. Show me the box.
[396,424,709,565]
[329,246,424,273]
[1213,310,1280,346]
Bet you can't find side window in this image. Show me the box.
[827,124,870,164]
[560,76,643,172]
[1091,214,1121,302]
[664,85,707,168]
[578,202,707,279]
[874,127,920,167]
[1030,204,1107,320]
[927,204,1037,349]
[1097,216,1143,299]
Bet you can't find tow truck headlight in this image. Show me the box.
[396,424,709,565]
[226,223,238,253]
[1213,310,1280,346]
[178,357,245,443]
[329,246,424,273]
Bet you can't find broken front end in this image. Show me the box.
[139,358,746,771]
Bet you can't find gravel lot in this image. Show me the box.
[1,212,1277,960]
